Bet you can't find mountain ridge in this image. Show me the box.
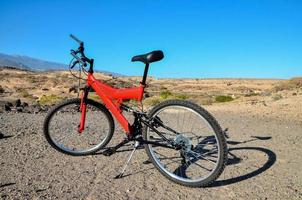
[0,52,122,76]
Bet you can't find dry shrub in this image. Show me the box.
[143,96,162,106]
[188,95,213,105]
[272,94,282,101]
[274,77,302,92]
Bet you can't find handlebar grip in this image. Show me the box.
[70,34,83,45]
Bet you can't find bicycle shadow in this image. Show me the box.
[209,145,276,187]
[171,137,273,187]
[96,134,276,187]
[0,131,13,140]
[211,135,275,187]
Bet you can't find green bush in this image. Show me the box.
[215,95,234,103]
[244,92,259,97]
[174,93,188,100]
[160,90,172,99]
[39,94,62,105]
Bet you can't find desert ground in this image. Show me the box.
[0,68,302,199]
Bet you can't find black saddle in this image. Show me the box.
[131,50,164,64]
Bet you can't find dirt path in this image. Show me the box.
[0,109,302,199]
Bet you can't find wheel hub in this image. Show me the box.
[174,134,192,153]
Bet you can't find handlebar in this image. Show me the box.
[70,34,83,46]
[69,34,94,72]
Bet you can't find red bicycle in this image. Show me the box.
[43,35,228,187]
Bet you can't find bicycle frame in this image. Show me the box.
[78,72,145,134]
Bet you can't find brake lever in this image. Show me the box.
[71,51,87,67]
[70,60,79,69]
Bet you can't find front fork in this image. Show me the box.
[78,86,90,133]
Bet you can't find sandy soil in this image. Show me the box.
[0,103,301,199]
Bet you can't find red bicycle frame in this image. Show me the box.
[78,72,145,134]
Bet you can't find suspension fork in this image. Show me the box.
[78,86,90,133]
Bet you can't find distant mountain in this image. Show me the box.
[0,53,123,76]
[0,53,67,71]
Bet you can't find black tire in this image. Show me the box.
[43,98,114,156]
[143,99,228,187]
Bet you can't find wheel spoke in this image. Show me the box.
[187,159,212,172]
[189,150,217,164]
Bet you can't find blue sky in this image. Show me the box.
[0,0,301,78]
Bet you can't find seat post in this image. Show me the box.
[141,63,149,86]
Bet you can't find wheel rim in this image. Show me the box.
[147,105,221,183]
[47,102,111,154]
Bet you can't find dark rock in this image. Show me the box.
[21,102,28,107]
[13,99,21,107]
[24,106,34,114]
[16,107,23,112]
[292,92,297,96]
[0,85,4,93]
[69,86,77,93]
[0,101,12,107]
[33,108,42,114]
[4,104,11,111]
[42,88,49,91]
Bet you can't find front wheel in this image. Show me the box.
[43,98,114,156]
[143,100,228,187]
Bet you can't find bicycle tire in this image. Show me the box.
[43,98,114,156]
[143,99,228,187]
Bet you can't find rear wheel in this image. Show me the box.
[43,98,114,156]
[143,100,228,187]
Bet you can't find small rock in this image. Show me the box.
[4,104,11,111]
[261,91,272,96]
[251,100,257,105]
[16,107,23,112]
[0,85,5,93]
[0,101,12,107]
[21,102,28,107]
[6,102,13,107]
[69,86,77,93]
[13,99,21,107]
[292,92,297,96]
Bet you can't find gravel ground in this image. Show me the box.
[0,108,302,199]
